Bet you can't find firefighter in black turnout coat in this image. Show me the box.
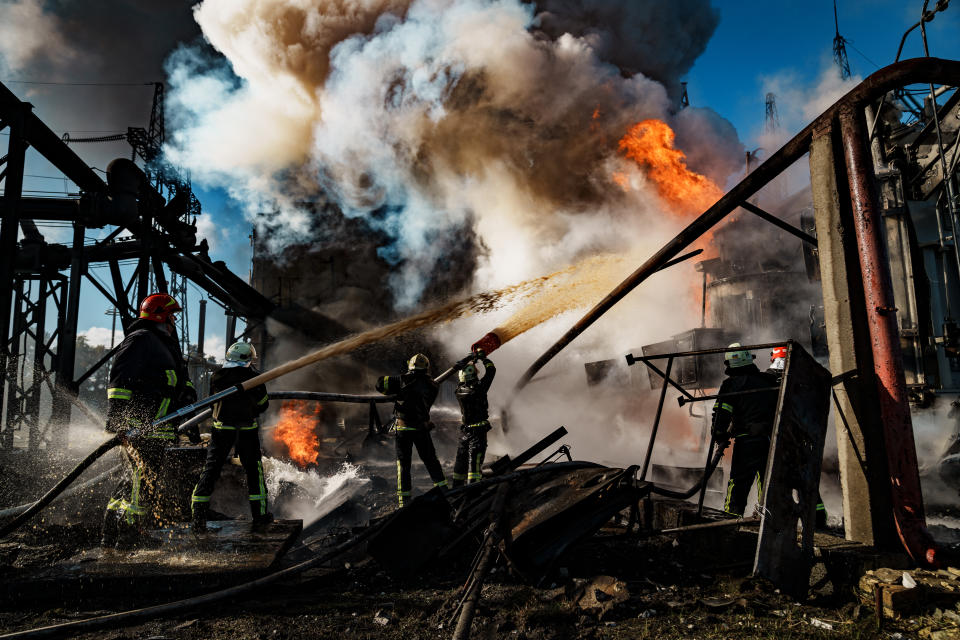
[452,349,496,487]
[101,294,197,549]
[191,342,271,532]
[376,353,448,506]
[711,343,779,518]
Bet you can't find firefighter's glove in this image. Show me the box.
[711,427,730,443]
[455,356,473,370]
[185,425,202,445]
[178,385,198,407]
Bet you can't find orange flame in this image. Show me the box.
[617,119,723,217]
[272,401,320,467]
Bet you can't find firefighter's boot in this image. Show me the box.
[192,501,209,534]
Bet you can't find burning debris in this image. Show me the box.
[273,401,322,468]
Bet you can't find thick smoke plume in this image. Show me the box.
[165,0,742,308]
[161,0,746,466]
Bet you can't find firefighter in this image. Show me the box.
[452,349,496,487]
[101,293,196,549]
[766,346,828,528]
[767,345,788,376]
[376,353,448,506]
[711,343,779,518]
[191,342,271,533]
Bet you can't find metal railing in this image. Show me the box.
[625,341,789,513]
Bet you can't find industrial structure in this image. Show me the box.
[0,80,274,451]
[3,2,960,635]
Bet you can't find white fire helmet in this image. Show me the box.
[458,363,478,383]
[225,341,256,368]
[724,343,754,368]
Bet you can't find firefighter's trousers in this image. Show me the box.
[452,421,490,487]
[723,435,769,517]
[395,427,447,506]
[101,438,168,547]
[724,434,828,526]
[192,425,268,520]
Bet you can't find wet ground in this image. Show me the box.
[4,444,960,639]
[3,525,952,640]
[5,506,960,640]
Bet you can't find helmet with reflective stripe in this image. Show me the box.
[225,341,256,367]
[407,353,430,372]
[458,363,478,383]
[138,293,182,323]
[770,346,788,361]
[724,342,754,368]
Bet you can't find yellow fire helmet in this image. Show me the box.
[407,353,430,372]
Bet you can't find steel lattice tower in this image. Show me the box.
[833,0,852,79]
[764,93,780,136]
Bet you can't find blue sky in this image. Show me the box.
[686,0,960,142]
[9,0,960,357]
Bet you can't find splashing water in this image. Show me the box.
[493,252,633,344]
[263,458,369,526]
[259,252,635,375]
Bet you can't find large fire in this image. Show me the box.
[272,401,321,467]
[616,119,724,217]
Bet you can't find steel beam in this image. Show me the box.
[0,103,27,449]
[739,201,818,246]
[518,57,960,388]
[839,104,936,564]
[197,299,206,362]
[49,223,85,448]
[0,82,105,193]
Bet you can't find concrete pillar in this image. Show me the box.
[809,126,898,548]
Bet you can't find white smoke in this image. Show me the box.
[165,0,742,308]
[162,0,745,470]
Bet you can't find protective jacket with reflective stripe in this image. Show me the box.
[376,371,437,428]
[711,364,779,438]
[455,359,496,425]
[210,365,269,428]
[105,319,193,434]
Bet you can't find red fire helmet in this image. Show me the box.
[138,293,182,323]
[770,346,788,361]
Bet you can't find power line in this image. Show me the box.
[1,80,155,87]
[24,173,77,181]
[845,41,881,70]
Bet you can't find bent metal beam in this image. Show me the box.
[517,57,960,565]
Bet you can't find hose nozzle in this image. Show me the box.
[471,331,502,356]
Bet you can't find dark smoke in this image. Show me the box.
[533,0,720,95]
[0,0,202,172]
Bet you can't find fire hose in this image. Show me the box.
[0,352,470,541]
[647,440,728,500]
[0,521,384,640]
[0,435,122,539]
[0,463,122,521]
[154,354,470,430]
[0,410,215,539]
